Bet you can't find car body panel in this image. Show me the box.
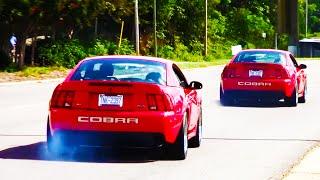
[221,49,307,101]
[48,56,202,148]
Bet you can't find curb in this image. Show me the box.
[280,143,320,180]
[0,78,64,86]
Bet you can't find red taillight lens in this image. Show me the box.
[147,94,173,111]
[270,69,282,79]
[222,68,236,78]
[270,68,288,79]
[163,94,173,111]
[50,90,75,108]
[147,94,157,110]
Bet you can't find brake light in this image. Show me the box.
[222,67,237,78]
[147,94,173,111]
[270,69,282,79]
[147,94,157,110]
[270,68,288,79]
[50,90,75,108]
[163,94,174,111]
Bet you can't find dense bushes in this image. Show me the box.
[87,39,115,56]
[39,39,87,68]
[39,38,135,68]
[37,34,232,69]
[0,50,11,70]
[157,38,232,62]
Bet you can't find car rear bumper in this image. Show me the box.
[223,90,285,100]
[52,130,165,149]
[49,109,182,145]
[221,78,294,98]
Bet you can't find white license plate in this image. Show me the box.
[249,70,263,77]
[98,94,123,107]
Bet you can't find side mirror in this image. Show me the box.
[189,81,203,90]
[298,64,307,69]
[180,81,189,88]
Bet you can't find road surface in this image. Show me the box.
[1,61,320,180]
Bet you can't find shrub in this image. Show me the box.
[39,39,87,68]
[158,45,175,59]
[189,40,204,55]
[115,39,135,55]
[87,39,117,56]
[208,40,234,59]
[158,42,204,62]
[0,50,11,70]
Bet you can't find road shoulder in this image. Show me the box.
[283,143,320,180]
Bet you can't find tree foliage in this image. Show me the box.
[299,0,320,37]
[0,0,317,68]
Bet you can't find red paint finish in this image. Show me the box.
[48,56,202,147]
[220,49,307,103]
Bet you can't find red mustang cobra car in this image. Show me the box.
[220,49,307,106]
[47,56,203,160]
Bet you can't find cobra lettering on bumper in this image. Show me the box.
[78,116,139,124]
[238,82,272,86]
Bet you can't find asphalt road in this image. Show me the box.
[1,61,320,180]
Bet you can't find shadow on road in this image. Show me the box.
[203,137,320,142]
[216,99,292,108]
[0,142,163,163]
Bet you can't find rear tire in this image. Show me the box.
[47,119,75,157]
[47,119,54,153]
[220,86,232,106]
[285,87,298,107]
[298,84,307,103]
[166,114,188,160]
[188,108,202,148]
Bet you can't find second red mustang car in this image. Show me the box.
[220,49,307,106]
[47,56,203,160]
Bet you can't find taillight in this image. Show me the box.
[50,90,75,108]
[163,94,174,111]
[147,94,173,111]
[222,67,237,78]
[270,68,288,79]
[147,94,157,110]
[270,69,282,79]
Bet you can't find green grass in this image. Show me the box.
[0,59,230,79]
[176,59,230,69]
[1,60,229,76]
[0,66,68,78]
[297,58,320,61]
[4,56,318,79]
[17,66,68,77]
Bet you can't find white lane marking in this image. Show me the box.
[0,103,48,111]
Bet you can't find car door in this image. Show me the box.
[289,54,306,94]
[172,64,200,133]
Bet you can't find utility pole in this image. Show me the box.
[154,0,157,57]
[275,33,278,49]
[94,17,98,38]
[288,0,299,55]
[306,0,308,38]
[135,0,140,55]
[205,0,208,56]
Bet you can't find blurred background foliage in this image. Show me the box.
[0,0,318,69]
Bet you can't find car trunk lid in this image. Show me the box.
[50,81,173,111]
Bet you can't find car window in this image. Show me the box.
[172,64,188,87]
[289,54,299,67]
[234,51,286,64]
[71,59,166,85]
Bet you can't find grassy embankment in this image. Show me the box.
[0,58,318,81]
[0,59,230,80]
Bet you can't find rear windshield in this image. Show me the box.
[71,59,166,85]
[234,51,286,64]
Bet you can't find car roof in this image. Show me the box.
[239,49,290,55]
[81,55,173,65]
